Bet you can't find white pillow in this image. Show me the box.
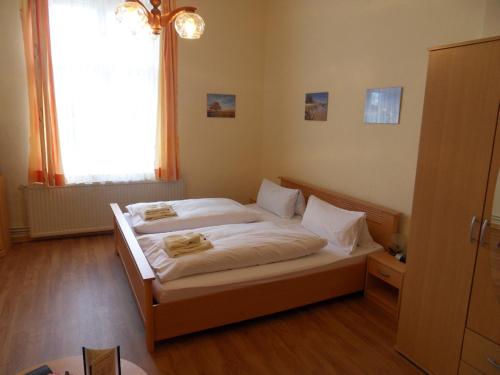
[301,195,366,254]
[295,191,306,216]
[257,179,299,219]
[358,220,375,246]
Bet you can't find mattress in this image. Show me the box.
[151,204,383,303]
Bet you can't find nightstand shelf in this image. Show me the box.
[365,251,406,319]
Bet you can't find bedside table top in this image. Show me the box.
[369,250,406,274]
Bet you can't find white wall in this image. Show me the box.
[483,0,500,36]
[0,0,498,235]
[260,0,490,234]
[177,0,264,203]
[0,0,265,229]
[484,0,500,223]
[493,174,500,223]
[0,0,30,228]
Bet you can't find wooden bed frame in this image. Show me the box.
[110,177,400,352]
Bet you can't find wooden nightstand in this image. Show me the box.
[365,250,406,319]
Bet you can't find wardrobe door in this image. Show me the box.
[467,106,500,345]
[396,39,500,375]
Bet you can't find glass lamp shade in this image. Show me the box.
[115,1,149,35]
[174,12,205,39]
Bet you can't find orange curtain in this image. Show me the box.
[20,0,65,186]
[155,0,180,181]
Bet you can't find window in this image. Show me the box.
[49,0,160,184]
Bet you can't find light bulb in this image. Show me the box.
[174,12,205,39]
[115,1,149,35]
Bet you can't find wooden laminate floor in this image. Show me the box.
[0,235,420,374]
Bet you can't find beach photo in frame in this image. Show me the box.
[207,94,236,118]
[305,92,329,121]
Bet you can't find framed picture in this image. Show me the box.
[305,92,329,121]
[364,87,402,125]
[83,346,121,375]
[207,94,236,118]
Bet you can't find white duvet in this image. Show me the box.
[127,198,261,234]
[138,221,328,282]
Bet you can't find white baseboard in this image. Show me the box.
[492,214,500,223]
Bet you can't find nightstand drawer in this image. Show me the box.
[462,329,500,375]
[367,258,403,289]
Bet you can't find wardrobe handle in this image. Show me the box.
[487,357,500,370]
[479,219,489,247]
[469,216,479,243]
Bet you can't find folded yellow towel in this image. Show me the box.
[140,203,177,221]
[165,240,213,258]
[163,233,213,258]
[144,210,176,221]
[164,232,203,250]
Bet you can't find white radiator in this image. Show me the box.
[24,180,185,238]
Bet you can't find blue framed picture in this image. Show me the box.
[364,87,402,125]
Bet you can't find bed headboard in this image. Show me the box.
[280,177,400,250]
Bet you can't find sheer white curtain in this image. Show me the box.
[49,0,159,184]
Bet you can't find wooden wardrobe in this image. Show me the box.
[396,36,500,374]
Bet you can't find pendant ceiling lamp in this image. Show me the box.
[115,0,205,39]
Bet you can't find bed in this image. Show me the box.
[111,177,400,352]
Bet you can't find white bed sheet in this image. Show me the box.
[152,204,383,303]
[140,221,327,282]
[127,198,261,234]
[124,203,300,235]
